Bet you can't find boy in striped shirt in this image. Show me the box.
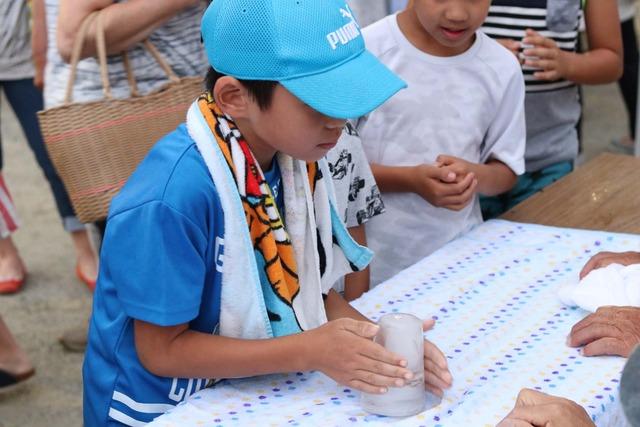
[481,0,623,217]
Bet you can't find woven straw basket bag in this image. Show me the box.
[38,11,203,223]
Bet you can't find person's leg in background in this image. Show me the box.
[0,314,34,388]
[0,83,26,293]
[612,18,639,153]
[1,78,98,289]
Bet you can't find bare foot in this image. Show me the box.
[71,230,98,284]
[0,316,34,380]
[0,237,26,282]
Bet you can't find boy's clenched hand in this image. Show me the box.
[306,318,414,394]
[410,163,478,211]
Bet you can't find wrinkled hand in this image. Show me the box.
[411,163,477,211]
[422,319,452,396]
[498,389,595,427]
[567,306,640,357]
[522,29,571,81]
[496,39,523,64]
[308,318,414,394]
[579,251,640,279]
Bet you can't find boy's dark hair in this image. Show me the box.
[205,67,278,111]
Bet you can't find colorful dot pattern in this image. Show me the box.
[150,220,634,426]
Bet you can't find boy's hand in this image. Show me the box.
[422,319,452,396]
[435,155,476,178]
[522,29,571,81]
[308,318,414,394]
[411,164,477,211]
[434,155,479,210]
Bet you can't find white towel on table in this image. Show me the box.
[558,263,640,312]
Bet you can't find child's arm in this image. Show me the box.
[135,290,452,396]
[343,224,370,302]
[436,156,517,197]
[523,0,623,84]
[134,317,411,395]
[371,163,478,211]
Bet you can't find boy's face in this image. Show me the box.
[409,0,491,55]
[246,85,347,164]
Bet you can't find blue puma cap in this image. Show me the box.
[201,0,406,119]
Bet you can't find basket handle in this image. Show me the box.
[120,39,181,98]
[64,11,103,104]
[64,10,182,103]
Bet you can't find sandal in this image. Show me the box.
[0,367,35,392]
[0,273,26,295]
[75,264,96,292]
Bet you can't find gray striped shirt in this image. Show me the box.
[0,0,34,80]
[44,0,208,108]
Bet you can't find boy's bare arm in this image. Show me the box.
[324,289,370,322]
[343,224,370,302]
[437,156,517,197]
[57,0,200,62]
[134,314,411,394]
[470,160,517,196]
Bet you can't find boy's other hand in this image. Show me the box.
[307,318,414,394]
[422,319,452,396]
[411,164,477,211]
[522,29,571,81]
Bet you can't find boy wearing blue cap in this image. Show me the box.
[82,1,452,425]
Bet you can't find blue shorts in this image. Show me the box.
[480,161,573,220]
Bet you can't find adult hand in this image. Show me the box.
[422,319,452,397]
[522,29,571,81]
[498,388,595,427]
[579,251,640,279]
[568,306,640,357]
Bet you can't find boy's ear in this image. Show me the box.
[213,76,251,119]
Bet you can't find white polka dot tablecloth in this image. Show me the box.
[150,220,635,427]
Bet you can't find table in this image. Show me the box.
[502,153,640,234]
[150,220,634,426]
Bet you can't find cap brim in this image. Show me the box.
[280,50,407,120]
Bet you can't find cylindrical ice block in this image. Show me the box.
[361,313,427,417]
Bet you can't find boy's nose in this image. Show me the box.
[326,118,348,131]
[444,3,469,23]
